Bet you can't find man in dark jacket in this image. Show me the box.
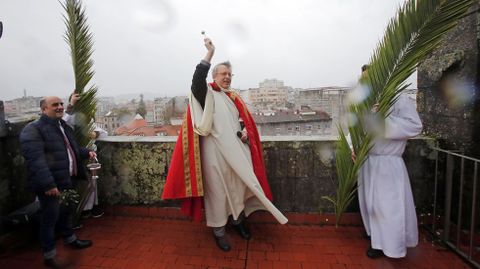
[20,96,96,268]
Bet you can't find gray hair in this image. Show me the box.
[212,61,232,78]
[40,97,47,110]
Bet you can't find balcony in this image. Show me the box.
[0,127,477,268]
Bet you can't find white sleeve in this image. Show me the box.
[62,113,75,129]
[345,132,353,150]
[94,124,108,138]
[189,88,214,136]
[384,95,423,140]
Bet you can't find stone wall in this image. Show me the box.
[417,3,480,156]
[0,121,34,216]
[0,127,438,216]
[95,136,437,214]
[95,137,176,206]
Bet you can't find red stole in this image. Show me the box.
[161,82,272,222]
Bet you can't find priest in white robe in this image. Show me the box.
[162,37,287,252]
[357,94,423,258]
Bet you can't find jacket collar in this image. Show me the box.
[40,114,65,127]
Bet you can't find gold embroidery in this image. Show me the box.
[229,91,237,101]
[182,113,192,196]
[193,132,204,195]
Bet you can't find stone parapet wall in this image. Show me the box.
[95,136,437,214]
[0,121,34,216]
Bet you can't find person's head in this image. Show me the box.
[40,96,64,119]
[360,64,369,80]
[361,64,369,73]
[212,61,232,89]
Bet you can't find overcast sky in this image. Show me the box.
[0,0,412,101]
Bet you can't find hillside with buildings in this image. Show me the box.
[3,81,370,137]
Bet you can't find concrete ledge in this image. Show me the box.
[98,136,178,143]
[97,135,340,143]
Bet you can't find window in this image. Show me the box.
[295,126,300,131]
[306,125,312,130]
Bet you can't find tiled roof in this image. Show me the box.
[115,114,181,136]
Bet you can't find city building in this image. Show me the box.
[248,79,290,109]
[172,96,188,117]
[96,97,116,118]
[153,97,174,125]
[100,111,121,135]
[296,87,350,134]
[4,95,42,120]
[253,109,332,136]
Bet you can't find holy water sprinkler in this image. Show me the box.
[201,30,212,45]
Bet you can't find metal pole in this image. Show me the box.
[456,158,465,248]
[433,146,439,232]
[468,163,478,259]
[444,154,454,241]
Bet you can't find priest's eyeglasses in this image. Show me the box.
[218,72,234,77]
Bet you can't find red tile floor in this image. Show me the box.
[0,214,474,269]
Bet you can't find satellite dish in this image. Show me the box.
[0,21,3,39]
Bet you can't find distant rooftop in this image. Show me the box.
[253,110,330,124]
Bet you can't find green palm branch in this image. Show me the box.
[325,0,474,227]
[61,0,98,148]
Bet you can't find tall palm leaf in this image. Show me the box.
[62,0,98,148]
[61,0,98,223]
[324,0,474,227]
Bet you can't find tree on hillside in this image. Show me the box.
[136,94,147,118]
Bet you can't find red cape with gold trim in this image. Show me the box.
[162,82,272,222]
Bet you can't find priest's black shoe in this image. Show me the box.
[44,258,64,269]
[233,222,251,240]
[69,239,92,249]
[366,246,384,259]
[214,235,231,252]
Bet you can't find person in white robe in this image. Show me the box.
[356,93,423,258]
[63,92,106,220]
[188,37,288,251]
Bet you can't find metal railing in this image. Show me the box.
[425,146,480,268]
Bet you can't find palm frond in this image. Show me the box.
[324,0,474,227]
[61,0,98,147]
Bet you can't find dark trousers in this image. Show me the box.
[37,193,76,259]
